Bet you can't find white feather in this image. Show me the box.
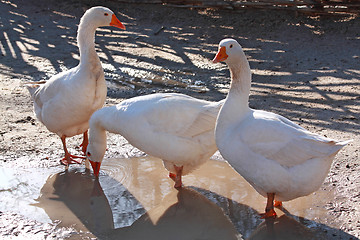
[214,39,351,202]
[87,93,224,175]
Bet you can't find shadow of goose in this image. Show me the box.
[191,187,357,240]
[248,215,321,240]
[33,159,357,240]
[110,187,241,240]
[35,167,240,239]
[36,168,326,240]
[34,168,116,237]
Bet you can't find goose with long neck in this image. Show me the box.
[26,6,125,166]
[213,38,351,218]
[86,93,224,188]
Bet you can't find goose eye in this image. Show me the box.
[230,44,233,48]
[87,152,91,157]
[104,13,108,16]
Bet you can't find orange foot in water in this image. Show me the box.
[274,200,283,208]
[169,165,183,188]
[60,154,85,165]
[60,135,85,166]
[169,172,176,181]
[260,209,277,219]
[260,193,278,219]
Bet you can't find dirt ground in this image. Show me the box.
[0,0,359,239]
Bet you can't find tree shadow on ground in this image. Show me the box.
[1,0,358,135]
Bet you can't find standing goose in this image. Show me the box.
[86,93,224,188]
[27,6,125,165]
[213,38,351,218]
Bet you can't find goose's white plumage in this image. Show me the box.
[86,93,224,188]
[26,6,125,165]
[213,38,350,218]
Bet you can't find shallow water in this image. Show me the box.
[0,157,342,239]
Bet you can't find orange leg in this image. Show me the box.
[260,193,277,219]
[169,172,176,181]
[174,165,183,188]
[169,165,183,188]
[274,200,283,208]
[60,135,85,166]
[79,131,89,155]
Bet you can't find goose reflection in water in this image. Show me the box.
[111,187,241,240]
[192,188,331,240]
[35,168,115,236]
[34,167,240,239]
[249,215,324,240]
[33,158,353,240]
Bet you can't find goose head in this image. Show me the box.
[212,38,244,65]
[86,138,107,177]
[81,6,126,30]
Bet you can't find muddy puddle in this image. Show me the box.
[0,157,345,239]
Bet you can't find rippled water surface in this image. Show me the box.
[0,157,344,239]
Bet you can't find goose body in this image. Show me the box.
[86,93,224,188]
[27,6,125,165]
[213,38,350,217]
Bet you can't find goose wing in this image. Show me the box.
[239,110,342,168]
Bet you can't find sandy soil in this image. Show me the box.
[0,0,359,239]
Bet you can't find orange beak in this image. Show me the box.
[110,14,126,30]
[89,160,102,177]
[213,46,228,63]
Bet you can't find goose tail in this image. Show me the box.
[24,81,45,99]
[335,139,352,148]
[329,139,352,157]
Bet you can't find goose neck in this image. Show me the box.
[227,60,252,105]
[77,21,98,64]
[89,116,106,142]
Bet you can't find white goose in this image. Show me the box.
[26,6,125,165]
[86,93,224,188]
[213,38,351,218]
